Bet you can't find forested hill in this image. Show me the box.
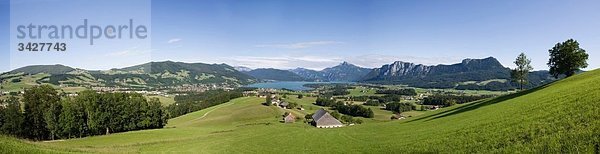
[1,61,257,88]
[290,62,372,82]
[8,64,75,75]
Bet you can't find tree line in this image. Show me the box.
[375,89,417,96]
[422,94,492,107]
[315,97,374,118]
[0,85,168,141]
[385,102,417,113]
[324,85,351,96]
[332,103,374,118]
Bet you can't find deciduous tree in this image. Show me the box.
[548,39,589,78]
[23,85,59,140]
[0,97,25,137]
[511,53,533,90]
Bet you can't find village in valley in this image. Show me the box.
[241,84,504,128]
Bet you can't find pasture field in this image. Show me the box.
[145,95,176,106]
[0,73,54,92]
[346,86,380,96]
[60,87,89,93]
[1,69,600,153]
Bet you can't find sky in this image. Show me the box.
[1,0,600,72]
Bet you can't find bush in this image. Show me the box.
[340,115,363,124]
[363,99,381,106]
[315,97,336,107]
[288,102,298,109]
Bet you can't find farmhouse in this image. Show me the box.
[279,101,289,109]
[283,113,295,123]
[271,99,281,106]
[311,108,343,128]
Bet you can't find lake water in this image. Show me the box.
[245,81,351,91]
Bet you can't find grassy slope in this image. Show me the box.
[3,69,600,153]
[0,73,53,92]
[0,136,71,153]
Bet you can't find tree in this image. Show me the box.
[22,85,60,140]
[366,108,374,118]
[44,97,62,140]
[340,115,354,124]
[511,53,533,90]
[297,94,303,99]
[265,94,272,106]
[0,97,25,137]
[288,102,298,109]
[59,99,78,138]
[147,98,168,129]
[548,39,589,78]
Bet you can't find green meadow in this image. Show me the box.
[145,95,176,106]
[2,69,600,153]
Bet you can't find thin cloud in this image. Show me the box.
[105,47,152,57]
[255,41,343,49]
[167,38,182,44]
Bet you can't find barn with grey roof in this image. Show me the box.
[311,108,343,128]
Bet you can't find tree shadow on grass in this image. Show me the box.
[407,83,551,123]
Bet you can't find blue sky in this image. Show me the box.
[2,0,600,72]
[0,0,7,72]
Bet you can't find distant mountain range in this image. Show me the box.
[291,62,372,82]
[362,57,556,90]
[241,57,556,90]
[9,64,76,75]
[363,57,506,80]
[236,62,372,82]
[1,57,558,91]
[1,61,256,89]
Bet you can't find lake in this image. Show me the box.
[245,81,352,91]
